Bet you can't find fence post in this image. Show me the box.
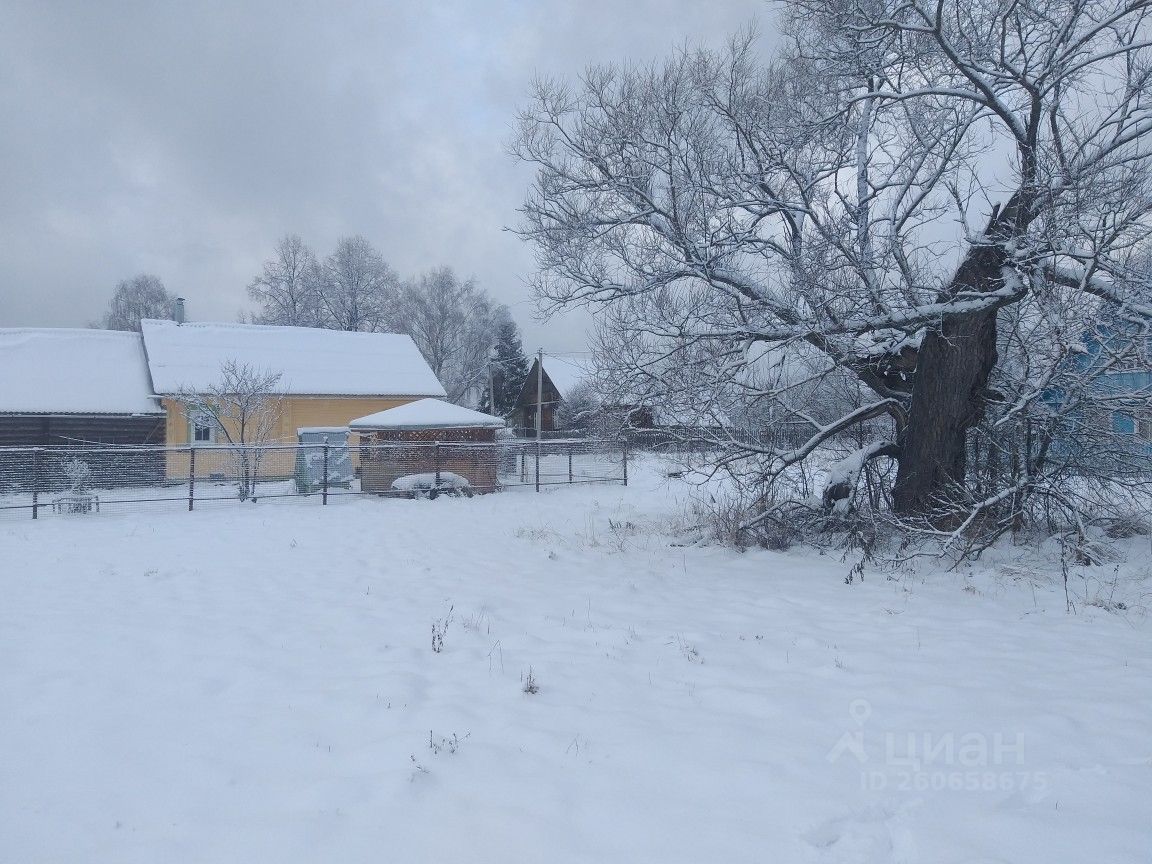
[434,442,441,488]
[568,442,573,484]
[535,440,541,492]
[322,443,330,505]
[622,439,629,487]
[188,447,196,511]
[31,447,40,519]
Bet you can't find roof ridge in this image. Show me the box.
[140,319,411,339]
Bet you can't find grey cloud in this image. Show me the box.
[0,0,766,350]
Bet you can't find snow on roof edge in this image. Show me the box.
[349,398,506,430]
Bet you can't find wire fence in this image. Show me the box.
[508,424,821,454]
[0,439,628,521]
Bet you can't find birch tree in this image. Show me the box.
[514,0,1152,551]
[393,268,501,404]
[247,234,322,327]
[97,274,176,331]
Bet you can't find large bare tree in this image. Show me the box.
[393,268,502,404]
[247,234,322,327]
[514,0,1152,550]
[315,235,399,332]
[96,274,176,331]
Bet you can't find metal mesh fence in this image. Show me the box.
[0,439,627,520]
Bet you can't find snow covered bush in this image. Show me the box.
[61,458,92,494]
[691,484,801,552]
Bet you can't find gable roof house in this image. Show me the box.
[139,319,447,452]
[0,328,165,448]
[512,356,597,434]
[1047,325,1152,466]
[0,319,449,486]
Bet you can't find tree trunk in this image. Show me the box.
[891,243,1006,516]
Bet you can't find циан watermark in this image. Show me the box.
[826,699,1048,794]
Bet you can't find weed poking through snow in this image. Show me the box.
[429,730,469,755]
[670,634,702,663]
[431,605,454,653]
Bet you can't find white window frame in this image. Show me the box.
[189,410,217,445]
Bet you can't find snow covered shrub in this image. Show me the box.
[1103,515,1150,540]
[521,666,539,694]
[695,488,798,552]
[603,518,641,552]
[62,458,92,494]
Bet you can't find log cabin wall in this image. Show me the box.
[0,414,167,491]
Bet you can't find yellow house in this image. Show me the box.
[139,319,447,479]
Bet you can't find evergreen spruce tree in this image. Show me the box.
[480,314,530,416]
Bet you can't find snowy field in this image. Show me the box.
[2,457,1150,863]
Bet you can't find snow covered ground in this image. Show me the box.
[2,457,1150,862]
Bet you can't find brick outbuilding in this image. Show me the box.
[349,399,506,494]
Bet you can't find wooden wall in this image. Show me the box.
[162,396,420,446]
[161,395,425,479]
[0,414,165,448]
[0,414,166,491]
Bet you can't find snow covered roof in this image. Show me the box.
[140,319,447,397]
[542,356,595,399]
[0,328,163,415]
[349,398,506,430]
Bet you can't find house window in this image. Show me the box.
[190,411,216,444]
[1138,417,1152,442]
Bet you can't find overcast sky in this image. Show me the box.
[0,0,768,352]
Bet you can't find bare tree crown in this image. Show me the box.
[175,361,284,501]
[514,0,1152,551]
[97,274,176,332]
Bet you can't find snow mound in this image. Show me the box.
[391,471,471,492]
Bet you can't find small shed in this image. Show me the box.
[349,399,506,494]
